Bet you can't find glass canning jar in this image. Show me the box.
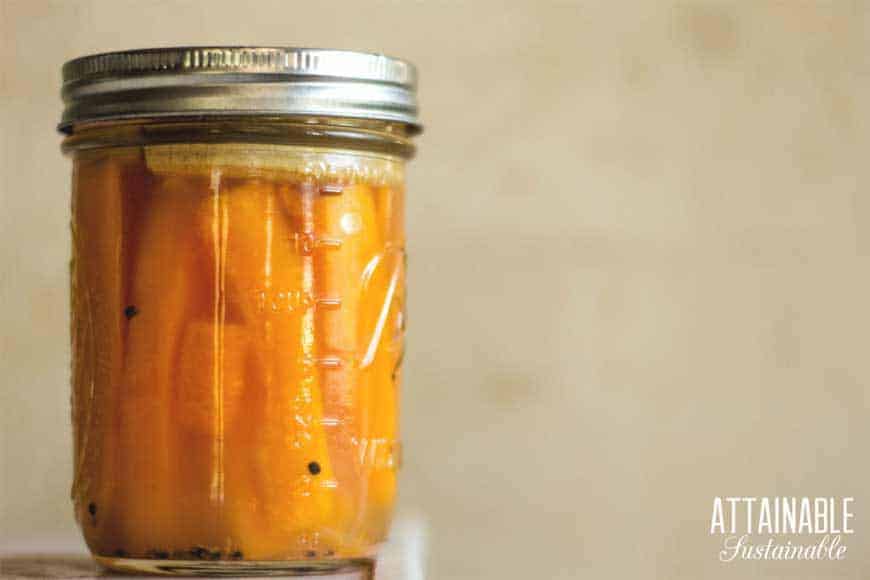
[58,47,420,576]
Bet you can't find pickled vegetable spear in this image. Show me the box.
[71,151,146,552]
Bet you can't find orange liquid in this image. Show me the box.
[70,145,404,561]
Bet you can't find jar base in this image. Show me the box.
[95,555,375,577]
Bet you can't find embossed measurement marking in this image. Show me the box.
[313,356,344,369]
[293,233,343,254]
[319,416,341,427]
[320,184,343,196]
[314,296,342,310]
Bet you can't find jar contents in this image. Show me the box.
[70,144,405,562]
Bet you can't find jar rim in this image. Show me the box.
[59,46,422,134]
[60,117,417,160]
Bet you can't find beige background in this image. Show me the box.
[2,1,869,578]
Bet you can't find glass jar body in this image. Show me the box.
[67,122,406,575]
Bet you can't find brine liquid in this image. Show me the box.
[70,144,405,562]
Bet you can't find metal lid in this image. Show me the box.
[59,46,421,133]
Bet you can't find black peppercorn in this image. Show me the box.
[124,305,139,319]
[308,461,321,475]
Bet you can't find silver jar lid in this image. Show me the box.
[59,46,421,133]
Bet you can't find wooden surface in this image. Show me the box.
[0,555,368,579]
[0,518,425,579]
[1,553,98,579]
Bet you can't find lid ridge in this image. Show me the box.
[59,46,420,133]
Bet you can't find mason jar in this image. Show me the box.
[58,47,420,576]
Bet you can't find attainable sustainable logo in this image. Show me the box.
[710,497,854,562]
